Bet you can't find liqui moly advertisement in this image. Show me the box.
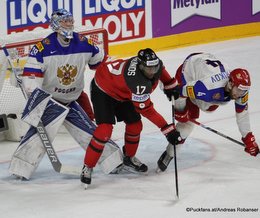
[82,0,147,41]
[152,0,260,37]
[0,0,149,43]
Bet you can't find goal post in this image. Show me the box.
[0,27,109,141]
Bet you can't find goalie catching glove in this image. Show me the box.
[242,132,259,156]
[161,124,182,145]
[163,78,180,101]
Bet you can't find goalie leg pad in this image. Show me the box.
[64,101,96,149]
[9,99,69,179]
[64,101,123,174]
[21,88,52,127]
[98,140,123,174]
[9,127,46,179]
[4,114,29,142]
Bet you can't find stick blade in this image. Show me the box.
[59,165,81,176]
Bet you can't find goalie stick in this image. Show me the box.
[1,45,81,176]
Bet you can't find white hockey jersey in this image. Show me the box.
[22,32,104,104]
[177,53,251,137]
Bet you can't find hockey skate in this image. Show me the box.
[121,146,148,174]
[156,150,173,173]
[123,155,148,174]
[80,164,93,189]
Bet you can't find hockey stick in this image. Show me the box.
[1,46,27,99]
[1,45,81,176]
[171,96,179,199]
[191,119,245,146]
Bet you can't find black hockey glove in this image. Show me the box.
[163,78,180,101]
[161,124,182,145]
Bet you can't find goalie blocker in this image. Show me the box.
[9,88,123,179]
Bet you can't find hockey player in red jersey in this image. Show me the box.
[157,52,259,172]
[80,48,181,187]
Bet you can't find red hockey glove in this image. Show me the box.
[163,78,180,101]
[175,107,190,123]
[242,132,259,156]
[161,124,182,145]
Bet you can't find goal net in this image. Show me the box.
[0,27,108,141]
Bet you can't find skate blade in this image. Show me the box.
[156,166,167,173]
[156,167,162,173]
[81,182,89,190]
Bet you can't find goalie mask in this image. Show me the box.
[138,48,160,79]
[50,9,74,39]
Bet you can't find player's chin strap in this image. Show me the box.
[171,96,179,200]
[1,45,81,176]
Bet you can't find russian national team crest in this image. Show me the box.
[57,64,77,86]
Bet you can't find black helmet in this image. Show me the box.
[137,48,159,67]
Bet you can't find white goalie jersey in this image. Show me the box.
[22,32,104,104]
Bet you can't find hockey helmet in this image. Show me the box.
[229,68,251,91]
[50,9,74,39]
[137,48,160,78]
[138,48,160,67]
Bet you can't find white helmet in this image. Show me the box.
[50,9,74,39]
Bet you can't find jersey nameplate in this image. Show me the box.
[132,93,150,102]
[124,57,153,95]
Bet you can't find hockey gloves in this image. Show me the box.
[242,132,259,156]
[164,78,180,100]
[175,99,200,123]
[161,124,182,145]
[175,107,190,123]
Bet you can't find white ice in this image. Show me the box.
[1,37,260,218]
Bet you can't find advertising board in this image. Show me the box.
[0,0,149,43]
[152,0,260,38]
